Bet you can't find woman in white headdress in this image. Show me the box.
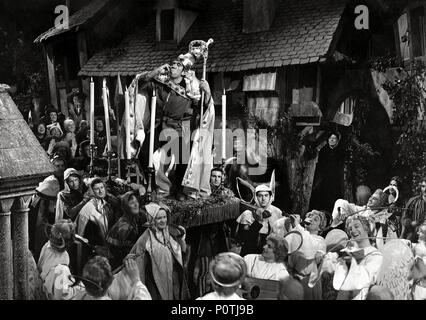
[321,214,383,300]
[126,202,190,300]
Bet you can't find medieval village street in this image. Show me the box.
[0,0,426,307]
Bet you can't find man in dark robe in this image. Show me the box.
[310,132,345,212]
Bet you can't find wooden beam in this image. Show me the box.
[316,63,321,105]
[77,32,89,67]
[393,17,402,59]
[62,55,71,117]
[77,32,91,122]
[45,44,58,109]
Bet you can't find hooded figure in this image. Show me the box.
[106,192,148,269]
[55,168,88,222]
[236,184,283,256]
[128,202,190,300]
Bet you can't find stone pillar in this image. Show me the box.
[0,198,14,300]
[12,196,31,300]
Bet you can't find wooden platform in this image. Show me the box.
[162,196,241,228]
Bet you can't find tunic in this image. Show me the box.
[37,242,85,300]
[244,254,289,280]
[330,246,383,300]
[76,197,118,246]
[128,228,190,300]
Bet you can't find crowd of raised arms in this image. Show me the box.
[26,63,426,300]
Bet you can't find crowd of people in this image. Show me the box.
[31,93,107,173]
[27,129,426,301]
[24,59,426,301]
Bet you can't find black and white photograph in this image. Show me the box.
[0,0,426,307]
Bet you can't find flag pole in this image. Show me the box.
[115,75,122,178]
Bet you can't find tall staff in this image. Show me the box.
[124,88,131,182]
[89,77,95,176]
[188,39,213,195]
[102,78,112,179]
[189,39,214,128]
[221,88,226,187]
[146,87,157,202]
[222,88,227,160]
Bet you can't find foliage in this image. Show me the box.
[371,57,426,193]
[162,194,237,226]
[369,55,402,73]
[346,133,378,186]
[248,111,302,160]
[0,27,46,115]
[345,96,379,186]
